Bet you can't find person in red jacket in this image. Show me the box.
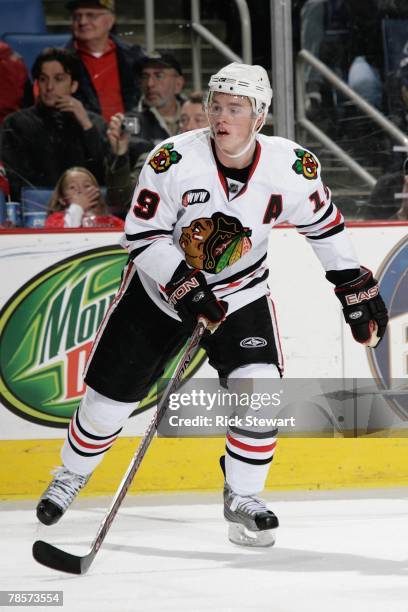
[0,42,28,124]
[45,166,123,228]
[66,0,144,122]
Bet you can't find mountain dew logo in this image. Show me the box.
[0,245,206,428]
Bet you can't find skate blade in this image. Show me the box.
[228,522,276,548]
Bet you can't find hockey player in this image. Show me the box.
[36,63,388,547]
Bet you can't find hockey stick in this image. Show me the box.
[32,318,208,574]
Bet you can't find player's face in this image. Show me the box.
[72,7,115,44]
[179,101,209,133]
[208,93,258,154]
[37,61,78,107]
[180,218,214,268]
[141,65,184,110]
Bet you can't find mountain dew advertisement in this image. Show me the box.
[0,245,205,428]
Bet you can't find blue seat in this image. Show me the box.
[0,191,5,225]
[21,187,52,228]
[2,33,71,73]
[0,0,46,38]
[20,186,108,227]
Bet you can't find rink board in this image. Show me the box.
[0,224,407,497]
[2,437,408,500]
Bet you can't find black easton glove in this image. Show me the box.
[165,261,228,327]
[326,267,388,348]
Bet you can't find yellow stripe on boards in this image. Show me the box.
[1,437,408,500]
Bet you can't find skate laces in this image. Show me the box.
[43,466,89,511]
[229,494,269,516]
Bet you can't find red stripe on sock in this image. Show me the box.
[227,432,276,453]
[69,421,117,450]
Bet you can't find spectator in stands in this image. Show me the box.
[66,0,144,122]
[179,91,209,133]
[0,42,28,125]
[104,51,186,215]
[1,48,107,203]
[116,50,186,145]
[388,55,408,133]
[45,166,123,228]
[364,157,408,220]
[0,163,10,199]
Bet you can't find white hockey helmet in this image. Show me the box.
[207,62,273,115]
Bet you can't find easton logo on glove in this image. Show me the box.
[345,285,379,305]
[168,276,200,306]
[165,262,227,325]
[330,267,388,348]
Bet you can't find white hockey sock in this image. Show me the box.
[61,386,137,476]
[225,363,280,496]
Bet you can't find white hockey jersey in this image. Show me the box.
[121,129,359,318]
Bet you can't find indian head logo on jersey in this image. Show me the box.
[148,143,182,174]
[179,212,252,273]
[292,148,319,180]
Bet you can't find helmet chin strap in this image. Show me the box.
[212,114,264,161]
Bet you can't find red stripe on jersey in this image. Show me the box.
[227,432,276,453]
[299,209,342,236]
[69,421,117,450]
[217,167,229,198]
[232,141,262,200]
[320,208,342,231]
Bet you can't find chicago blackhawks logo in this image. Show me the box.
[292,148,318,180]
[179,212,252,273]
[149,143,182,174]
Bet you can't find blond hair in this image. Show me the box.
[47,167,107,214]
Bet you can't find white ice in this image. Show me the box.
[1,489,408,612]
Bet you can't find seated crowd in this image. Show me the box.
[0,0,407,226]
[0,0,209,229]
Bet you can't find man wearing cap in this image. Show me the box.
[66,0,144,122]
[104,51,185,214]
[124,51,186,143]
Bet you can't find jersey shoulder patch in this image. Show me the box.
[148,142,182,174]
[291,148,319,180]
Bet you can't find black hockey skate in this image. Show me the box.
[220,456,279,547]
[36,466,90,526]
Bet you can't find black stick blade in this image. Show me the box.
[32,540,94,575]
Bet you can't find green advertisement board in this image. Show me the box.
[0,245,205,428]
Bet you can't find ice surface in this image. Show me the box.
[1,489,408,612]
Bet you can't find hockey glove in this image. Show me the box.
[327,267,388,348]
[165,261,227,328]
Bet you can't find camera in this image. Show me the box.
[121,116,140,135]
